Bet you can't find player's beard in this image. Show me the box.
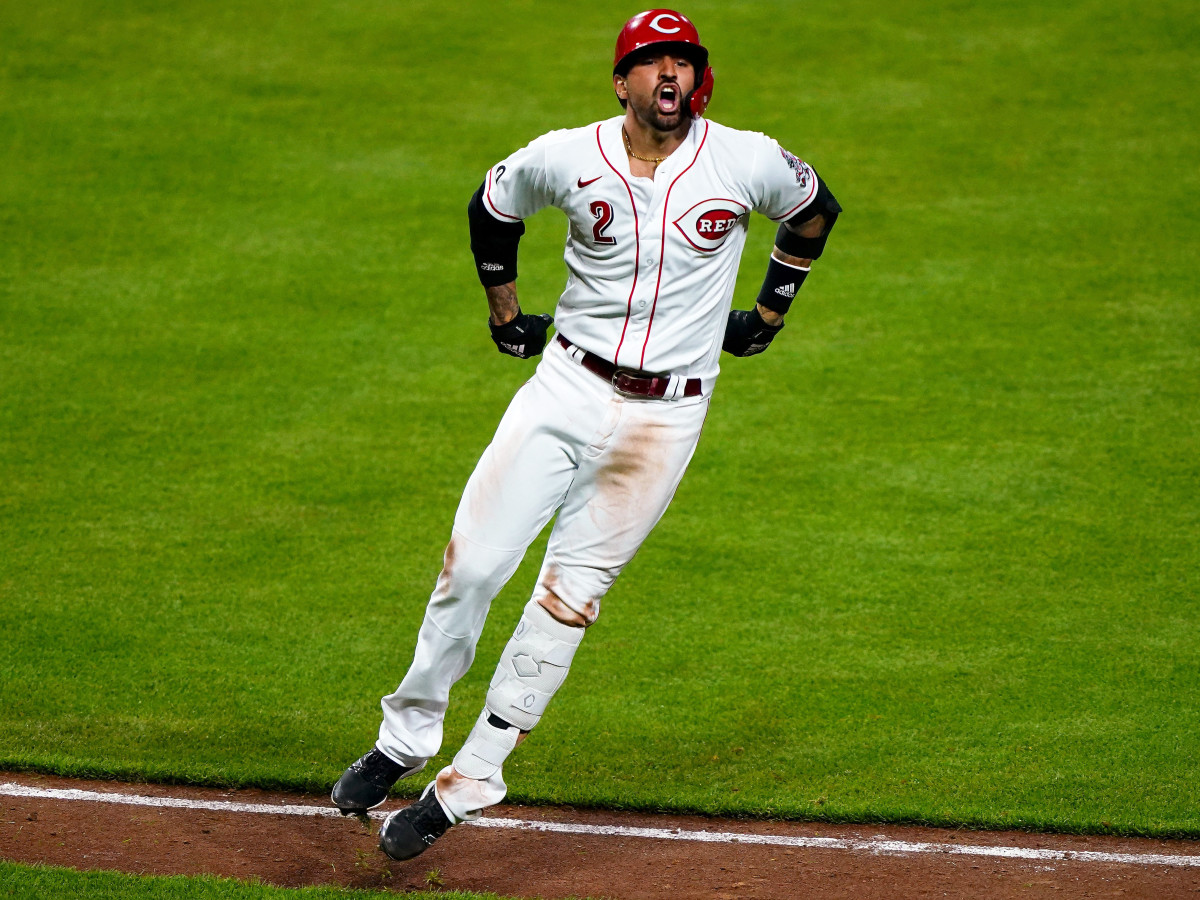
[630,91,688,136]
[645,107,684,133]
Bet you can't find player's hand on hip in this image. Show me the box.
[489,312,554,359]
[722,306,784,357]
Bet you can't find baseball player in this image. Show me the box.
[332,8,840,861]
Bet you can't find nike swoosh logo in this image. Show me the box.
[577,176,602,188]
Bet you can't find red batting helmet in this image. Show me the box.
[613,9,714,117]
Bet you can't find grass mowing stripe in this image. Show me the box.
[0,861,510,900]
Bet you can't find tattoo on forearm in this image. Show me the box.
[486,282,520,326]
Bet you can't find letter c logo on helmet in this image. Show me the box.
[649,13,681,34]
[612,9,715,117]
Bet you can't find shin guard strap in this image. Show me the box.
[452,709,520,780]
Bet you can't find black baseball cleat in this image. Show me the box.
[378,784,453,861]
[331,748,421,815]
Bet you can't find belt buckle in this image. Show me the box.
[612,367,648,399]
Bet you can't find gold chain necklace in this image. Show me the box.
[622,127,667,166]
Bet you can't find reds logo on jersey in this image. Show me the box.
[672,198,748,252]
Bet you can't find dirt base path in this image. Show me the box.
[2,772,1198,899]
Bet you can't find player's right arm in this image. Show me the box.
[467,136,558,359]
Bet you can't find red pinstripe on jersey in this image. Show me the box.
[639,119,709,369]
[596,124,640,366]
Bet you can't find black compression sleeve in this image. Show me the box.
[775,174,842,260]
[467,183,525,287]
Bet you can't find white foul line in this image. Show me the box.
[2,782,1197,869]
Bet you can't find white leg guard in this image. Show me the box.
[438,602,585,822]
[439,710,521,823]
[453,709,522,781]
[486,599,585,732]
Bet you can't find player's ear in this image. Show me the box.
[613,74,630,109]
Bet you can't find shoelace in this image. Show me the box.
[355,751,405,787]
[410,793,451,843]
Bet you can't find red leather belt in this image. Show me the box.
[557,335,702,399]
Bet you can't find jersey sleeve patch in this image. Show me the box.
[778,146,815,190]
[750,134,820,221]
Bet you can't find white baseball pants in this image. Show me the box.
[376,337,709,820]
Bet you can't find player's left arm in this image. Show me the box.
[724,155,842,357]
[756,211,828,326]
[723,209,837,357]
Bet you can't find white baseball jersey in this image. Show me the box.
[480,115,822,382]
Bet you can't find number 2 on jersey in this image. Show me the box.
[590,201,616,245]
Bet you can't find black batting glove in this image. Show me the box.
[489,312,554,359]
[722,306,784,357]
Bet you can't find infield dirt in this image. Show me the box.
[3,772,1198,899]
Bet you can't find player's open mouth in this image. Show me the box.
[657,85,679,114]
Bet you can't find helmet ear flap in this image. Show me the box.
[686,66,714,117]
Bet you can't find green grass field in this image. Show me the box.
[0,862,511,900]
[2,3,1197,886]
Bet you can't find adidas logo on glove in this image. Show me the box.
[774,283,796,299]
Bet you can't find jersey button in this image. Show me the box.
[637,300,648,310]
